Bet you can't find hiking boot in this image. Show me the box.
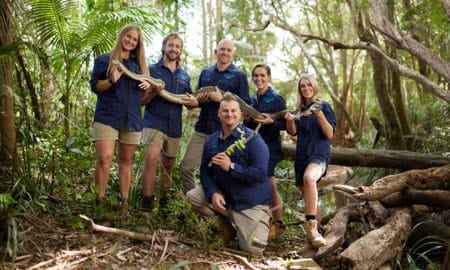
[304,220,325,248]
[217,216,237,244]
[269,219,287,240]
[141,195,154,212]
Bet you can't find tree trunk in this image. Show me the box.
[282,143,450,170]
[369,0,450,82]
[215,0,223,42]
[371,47,406,150]
[386,0,411,141]
[0,0,17,190]
[16,51,41,123]
[201,0,208,64]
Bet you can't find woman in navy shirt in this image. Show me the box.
[285,74,336,248]
[89,24,151,203]
[244,64,287,236]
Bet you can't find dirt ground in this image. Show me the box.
[0,210,341,270]
[1,166,353,269]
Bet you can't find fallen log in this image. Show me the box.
[381,190,450,208]
[315,205,361,259]
[340,208,412,270]
[282,144,450,170]
[333,164,450,201]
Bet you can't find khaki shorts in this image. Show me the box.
[141,128,180,158]
[92,122,141,145]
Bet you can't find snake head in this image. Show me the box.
[310,102,323,114]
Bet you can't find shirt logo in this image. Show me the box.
[224,74,235,79]
[263,96,274,103]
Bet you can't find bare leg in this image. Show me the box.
[94,140,116,198]
[160,154,176,192]
[117,142,137,199]
[301,163,323,217]
[300,163,325,247]
[142,144,161,198]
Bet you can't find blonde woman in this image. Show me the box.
[89,24,151,203]
[285,74,336,248]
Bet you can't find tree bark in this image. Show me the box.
[282,143,450,169]
[0,0,17,189]
[357,3,406,151]
[315,205,362,259]
[333,164,450,201]
[16,51,41,122]
[340,208,412,270]
[386,1,411,140]
[381,190,450,208]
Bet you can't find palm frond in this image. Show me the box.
[28,0,78,50]
[84,7,166,57]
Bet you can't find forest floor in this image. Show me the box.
[1,166,352,269]
[0,206,341,270]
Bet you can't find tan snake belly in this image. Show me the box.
[112,60,319,121]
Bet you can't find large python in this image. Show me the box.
[112,60,321,120]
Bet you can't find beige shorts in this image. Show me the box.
[92,122,141,145]
[141,128,180,158]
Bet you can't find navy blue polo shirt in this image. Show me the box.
[200,124,272,211]
[194,63,250,135]
[294,101,336,175]
[246,87,287,176]
[143,59,192,138]
[90,53,143,131]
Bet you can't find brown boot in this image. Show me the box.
[217,216,237,244]
[305,220,325,248]
[268,219,286,240]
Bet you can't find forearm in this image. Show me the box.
[95,79,114,92]
[316,112,334,139]
[286,119,296,135]
[141,91,157,105]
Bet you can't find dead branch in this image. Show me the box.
[229,20,270,31]
[315,205,361,259]
[381,189,450,208]
[299,34,449,103]
[333,164,450,201]
[220,250,260,270]
[80,214,167,247]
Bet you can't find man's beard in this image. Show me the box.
[166,52,179,62]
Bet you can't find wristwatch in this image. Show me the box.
[229,162,235,172]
